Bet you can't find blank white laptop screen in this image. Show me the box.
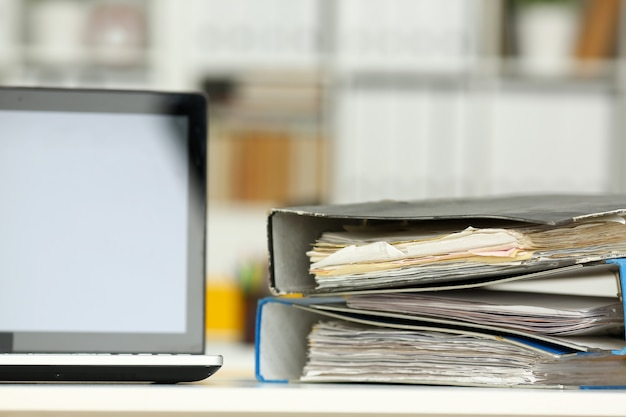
[0,111,187,334]
[0,88,211,360]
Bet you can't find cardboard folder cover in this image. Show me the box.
[254,283,626,387]
[268,194,626,295]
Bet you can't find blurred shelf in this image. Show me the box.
[18,46,149,68]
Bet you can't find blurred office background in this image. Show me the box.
[0,0,624,357]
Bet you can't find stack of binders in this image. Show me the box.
[255,194,626,388]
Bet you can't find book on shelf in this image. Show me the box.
[574,0,621,61]
[257,194,626,388]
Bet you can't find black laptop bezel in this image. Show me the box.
[0,87,207,354]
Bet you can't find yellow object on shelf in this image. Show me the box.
[205,278,244,342]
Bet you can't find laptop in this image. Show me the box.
[0,87,222,382]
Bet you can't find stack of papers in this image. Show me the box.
[302,320,544,386]
[301,320,626,387]
[346,291,624,336]
[307,216,626,291]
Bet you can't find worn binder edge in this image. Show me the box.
[268,195,626,295]
[255,297,341,383]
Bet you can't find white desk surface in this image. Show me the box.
[1,343,625,417]
[1,379,626,417]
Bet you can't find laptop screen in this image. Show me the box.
[0,88,207,353]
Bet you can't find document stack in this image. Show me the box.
[255,194,626,388]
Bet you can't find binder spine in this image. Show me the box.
[254,298,288,383]
[254,297,322,383]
